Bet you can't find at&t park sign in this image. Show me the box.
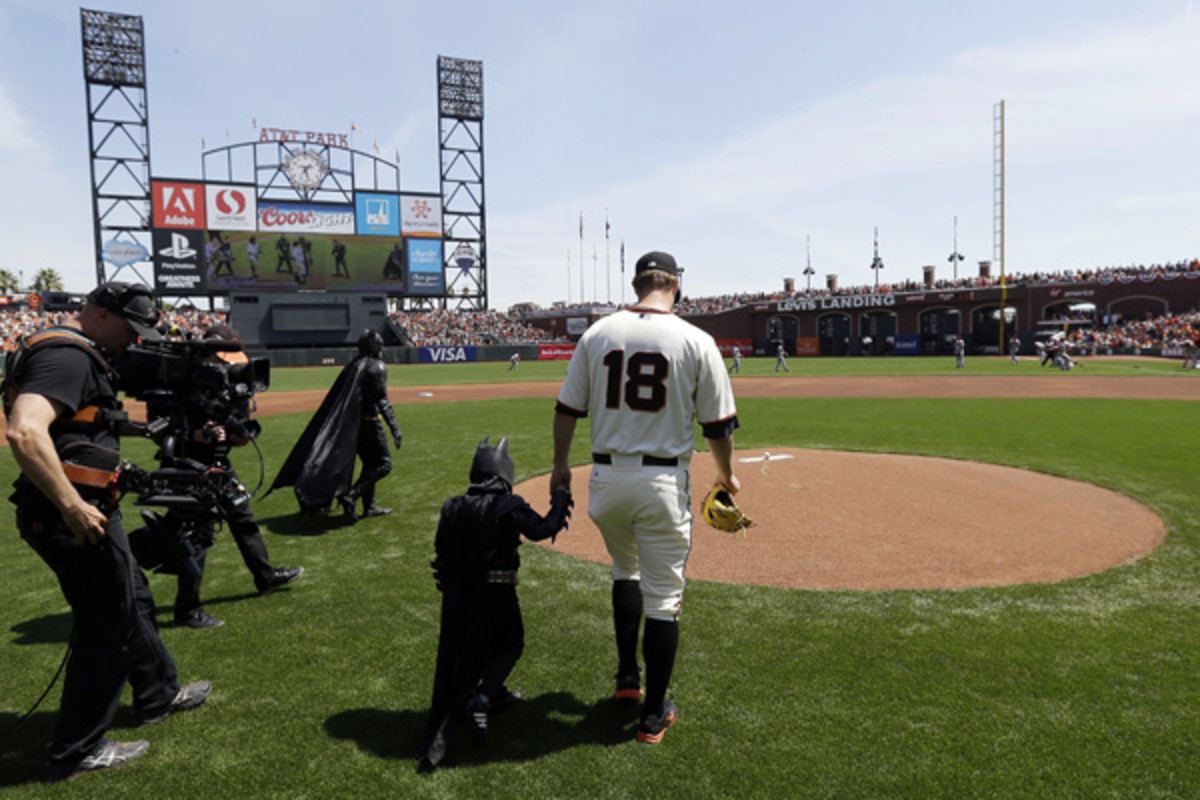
[776,293,897,312]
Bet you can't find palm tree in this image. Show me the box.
[0,269,19,292]
[31,268,63,292]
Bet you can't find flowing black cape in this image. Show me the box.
[266,358,369,509]
[419,490,523,767]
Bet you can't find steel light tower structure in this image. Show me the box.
[803,235,815,293]
[948,215,964,281]
[437,56,487,310]
[81,8,152,286]
[994,100,1007,348]
[870,226,884,289]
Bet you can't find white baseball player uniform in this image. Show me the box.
[555,307,738,620]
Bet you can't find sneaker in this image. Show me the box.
[174,609,224,629]
[138,680,212,726]
[614,673,644,702]
[45,739,150,782]
[636,699,678,744]
[257,565,304,595]
[362,505,392,518]
[464,694,488,744]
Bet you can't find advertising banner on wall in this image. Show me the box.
[399,193,442,238]
[894,334,921,355]
[152,180,206,229]
[418,345,477,363]
[538,343,577,360]
[406,238,445,295]
[205,184,257,231]
[257,201,355,234]
[200,229,407,293]
[152,228,206,292]
[355,192,400,236]
[795,337,820,356]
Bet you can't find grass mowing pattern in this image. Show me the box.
[0,360,1196,798]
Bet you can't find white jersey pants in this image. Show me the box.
[588,459,692,621]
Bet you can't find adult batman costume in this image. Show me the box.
[418,437,573,769]
[267,330,402,518]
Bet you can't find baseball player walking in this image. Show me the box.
[552,250,739,745]
[1009,333,1020,365]
[774,342,789,372]
[954,336,965,369]
[729,346,742,374]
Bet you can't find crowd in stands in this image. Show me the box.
[1070,311,1200,352]
[390,309,566,347]
[667,258,1200,317]
[1,307,226,352]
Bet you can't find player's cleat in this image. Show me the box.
[635,699,678,744]
[45,739,150,782]
[337,494,358,520]
[137,680,212,726]
[614,673,644,702]
[464,694,489,744]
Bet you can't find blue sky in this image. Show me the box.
[1,0,1197,310]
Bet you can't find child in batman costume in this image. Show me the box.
[418,437,573,769]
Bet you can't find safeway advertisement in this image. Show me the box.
[257,202,355,234]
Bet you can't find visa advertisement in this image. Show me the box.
[406,239,445,295]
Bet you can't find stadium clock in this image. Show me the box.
[284,150,327,190]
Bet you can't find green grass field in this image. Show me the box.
[1,358,1197,798]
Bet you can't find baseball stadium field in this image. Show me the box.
[0,356,1196,798]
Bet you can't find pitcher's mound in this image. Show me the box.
[520,448,1164,591]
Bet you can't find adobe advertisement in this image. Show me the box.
[406,239,445,295]
[152,180,206,229]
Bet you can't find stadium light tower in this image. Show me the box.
[803,235,815,293]
[81,8,152,286]
[438,56,487,310]
[870,227,884,289]
[948,215,965,281]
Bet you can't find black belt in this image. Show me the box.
[592,452,678,467]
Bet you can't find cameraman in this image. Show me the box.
[4,282,210,782]
[169,324,302,629]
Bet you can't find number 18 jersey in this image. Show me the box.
[555,307,737,461]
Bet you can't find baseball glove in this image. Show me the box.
[701,484,753,533]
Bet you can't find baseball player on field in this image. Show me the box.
[774,342,789,372]
[729,345,742,374]
[551,250,740,745]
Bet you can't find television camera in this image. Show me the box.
[117,338,270,576]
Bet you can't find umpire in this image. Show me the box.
[4,282,211,782]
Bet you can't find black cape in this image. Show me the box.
[419,488,523,767]
[266,358,370,509]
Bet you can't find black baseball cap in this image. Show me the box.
[87,281,162,341]
[634,251,682,277]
